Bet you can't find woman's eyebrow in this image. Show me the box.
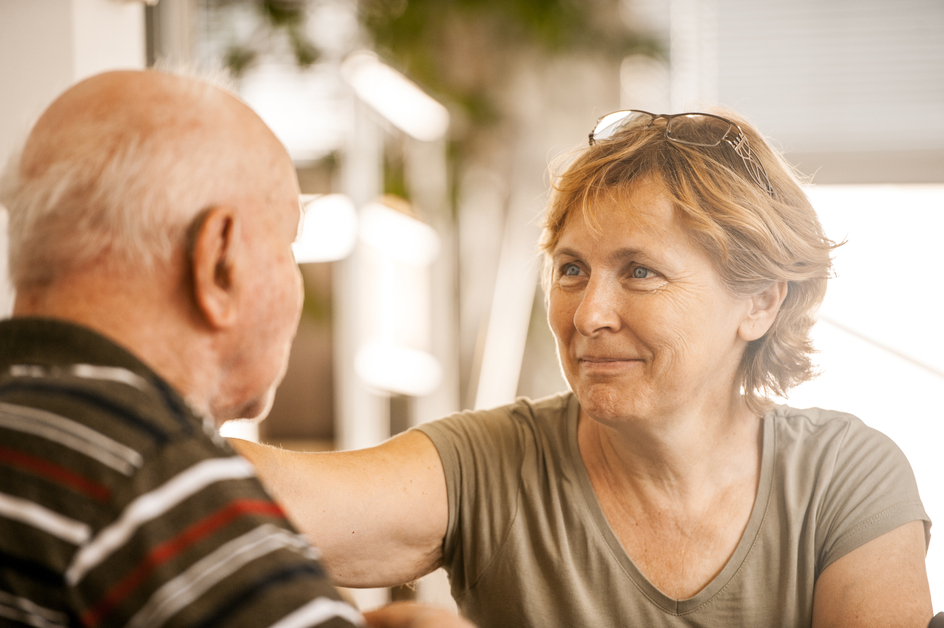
[551,246,581,259]
[609,247,646,261]
[553,245,658,263]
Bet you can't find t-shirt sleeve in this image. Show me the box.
[811,413,930,575]
[70,436,364,628]
[414,405,530,593]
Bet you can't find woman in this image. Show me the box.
[235,109,933,626]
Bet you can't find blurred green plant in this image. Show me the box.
[209,0,659,139]
[359,0,661,212]
[204,0,661,206]
[209,0,320,76]
[360,0,660,131]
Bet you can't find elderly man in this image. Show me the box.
[0,70,470,628]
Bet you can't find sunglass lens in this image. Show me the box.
[592,111,653,143]
[665,115,732,147]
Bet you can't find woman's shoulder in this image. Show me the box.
[765,405,929,573]
[767,403,879,448]
[414,392,576,462]
[508,391,576,427]
[477,391,575,421]
[766,403,918,505]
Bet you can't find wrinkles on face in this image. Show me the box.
[548,179,752,428]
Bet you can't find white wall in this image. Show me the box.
[780,184,944,611]
[0,0,146,315]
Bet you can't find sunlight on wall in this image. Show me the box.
[777,184,944,608]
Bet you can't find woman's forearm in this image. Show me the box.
[229,431,449,587]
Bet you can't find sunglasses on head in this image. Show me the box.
[589,110,774,196]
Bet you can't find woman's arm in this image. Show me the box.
[231,430,448,588]
[812,520,932,627]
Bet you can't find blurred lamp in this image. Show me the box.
[341,51,450,142]
[240,63,348,164]
[293,194,358,263]
[355,344,442,397]
[358,201,440,265]
[354,198,442,396]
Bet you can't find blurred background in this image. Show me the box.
[1,0,942,610]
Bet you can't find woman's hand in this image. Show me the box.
[363,602,476,628]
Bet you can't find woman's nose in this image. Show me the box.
[573,277,622,336]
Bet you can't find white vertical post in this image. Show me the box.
[335,98,390,453]
[407,137,460,426]
[472,191,542,411]
[145,0,196,67]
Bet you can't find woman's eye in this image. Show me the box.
[632,266,653,279]
[563,264,582,277]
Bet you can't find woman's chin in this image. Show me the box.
[575,383,651,426]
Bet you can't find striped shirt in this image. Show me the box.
[0,317,363,628]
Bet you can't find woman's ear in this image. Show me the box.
[189,206,241,329]
[739,281,788,342]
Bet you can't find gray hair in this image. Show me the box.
[0,68,240,290]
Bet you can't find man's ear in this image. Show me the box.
[739,280,788,342]
[189,206,241,329]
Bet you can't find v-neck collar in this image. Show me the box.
[565,394,775,614]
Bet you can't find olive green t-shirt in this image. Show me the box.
[415,393,930,628]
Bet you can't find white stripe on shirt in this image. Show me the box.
[0,402,143,474]
[126,524,320,628]
[9,363,149,392]
[65,456,256,585]
[0,604,68,628]
[0,491,91,545]
[0,590,69,628]
[67,364,150,390]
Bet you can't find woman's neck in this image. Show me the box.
[577,399,765,599]
[577,398,762,507]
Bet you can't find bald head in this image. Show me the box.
[0,70,304,422]
[1,69,296,290]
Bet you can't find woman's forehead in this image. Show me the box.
[554,182,719,274]
[561,180,678,239]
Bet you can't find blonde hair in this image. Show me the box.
[541,109,838,413]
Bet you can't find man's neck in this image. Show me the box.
[13,266,218,420]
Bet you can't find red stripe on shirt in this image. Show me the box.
[81,499,286,627]
[0,445,111,502]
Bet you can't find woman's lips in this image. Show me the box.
[578,354,640,363]
[576,355,643,373]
